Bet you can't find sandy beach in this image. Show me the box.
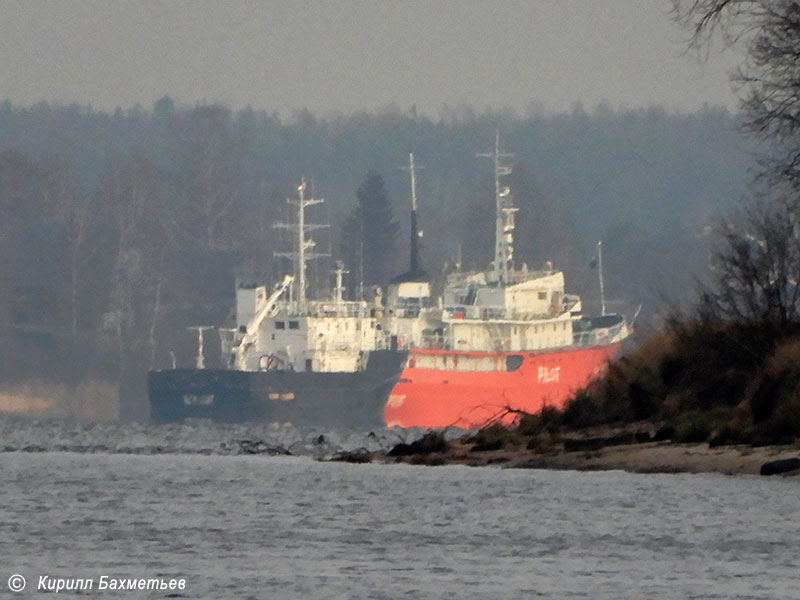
[376,438,800,476]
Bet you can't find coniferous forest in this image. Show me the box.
[0,99,753,419]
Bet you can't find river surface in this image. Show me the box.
[0,417,797,599]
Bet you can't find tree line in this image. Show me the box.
[0,98,753,419]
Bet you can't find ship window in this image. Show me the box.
[275,321,285,329]
[289,321,300,330]
[506,355,523,371]
[538,291,547,300]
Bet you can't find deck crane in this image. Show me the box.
[232,274,293,370]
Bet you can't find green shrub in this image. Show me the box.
[628,380,661,420]
[562,390,604,429]
[672,413,713,443]
[708,425,751,447]
[517,406,562,436]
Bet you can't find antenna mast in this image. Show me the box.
[597,240,606,316]
[478,130,517,283]
[274,178,329,309]
[187,326,214,369]
[332,261,349,304]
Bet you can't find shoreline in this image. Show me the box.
[362,438,800,476]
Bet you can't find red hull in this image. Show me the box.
[385,343,620,428]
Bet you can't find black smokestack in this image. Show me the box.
[410,209,420,276]
[391,202,427,283]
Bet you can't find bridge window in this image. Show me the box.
[289,321,300,330]
[275,321,285,330]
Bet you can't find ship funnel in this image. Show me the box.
[394,152,428,283]
[410,206,422,276]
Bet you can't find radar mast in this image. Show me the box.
[478,130,517,284]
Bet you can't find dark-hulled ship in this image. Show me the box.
[148,180,407,428]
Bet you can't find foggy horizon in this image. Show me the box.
[0,0,742,119]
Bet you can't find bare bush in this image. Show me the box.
[698,195,800,330]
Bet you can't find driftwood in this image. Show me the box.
[760,457,800,476]
[236,440,292,456]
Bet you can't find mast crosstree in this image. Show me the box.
[274,178,329,308]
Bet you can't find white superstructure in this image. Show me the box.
[383,138,629,355]
[441,267,582,352]
[221,180,389,373]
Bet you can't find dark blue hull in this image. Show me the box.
[148,350,407,428]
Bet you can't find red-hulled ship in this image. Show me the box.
[383,139,630,428]
[387,344,621,428]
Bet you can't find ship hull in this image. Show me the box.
[385,343,621,428]
[149,350,408,429]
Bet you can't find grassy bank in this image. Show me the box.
[559,323,800,447]
[340,323,800,476]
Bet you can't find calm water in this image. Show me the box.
[0,418,797,599]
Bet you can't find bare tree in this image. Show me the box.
[97,153,167,417]
[672,2,800,332]
[698,194,800,329]
[54,169,102,346]
[167,105,244,250]
[674,1,800,193]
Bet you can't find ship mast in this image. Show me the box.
[478,130,517,284]
[399,152,425,278]
[274,178,329,309]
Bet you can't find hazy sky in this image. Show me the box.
[0,0,742,117]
